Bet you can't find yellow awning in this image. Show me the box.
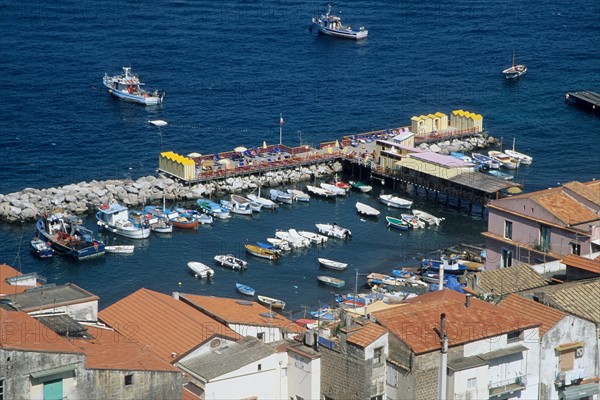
[555,342,585,352]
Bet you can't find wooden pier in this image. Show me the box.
[566,91,600,113]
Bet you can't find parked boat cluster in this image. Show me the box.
[415,133,497,155]
[0,162,343,223]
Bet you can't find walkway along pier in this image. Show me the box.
[565,91,600,114]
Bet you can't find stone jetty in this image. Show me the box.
[0,162,343,223]
[416,134,498,155]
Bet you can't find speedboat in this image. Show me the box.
[502,51,527,79]
[269,189,294,204]
[187,261,214,278]
[214,254,248,270]
[315,223,351,239]
[312,5,368,40]
[220,199,253,215]
[412,210,444,226]
[247,193,278,210]
[103,67,164,105]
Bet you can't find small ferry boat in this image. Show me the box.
[502,51,527,80]
[103,67,164,105]
[312,6,368,40]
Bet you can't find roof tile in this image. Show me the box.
[99,288,240,363]
[373,290,537,355]
[345,322,388,348]
[498,294,566,336]
[562,254,600,275]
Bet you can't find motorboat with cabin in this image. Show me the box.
[311,5,368,40]
[103,67,164,105]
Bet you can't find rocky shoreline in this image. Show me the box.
[0,162,343,223]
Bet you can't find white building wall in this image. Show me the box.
[228,324,281,343]
[540,316,598,400]
[449,364,489,400]
[27,300,98,322]
[287,350,321,400]
[204,353,282,400]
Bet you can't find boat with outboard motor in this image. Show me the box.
[311,5,368,40]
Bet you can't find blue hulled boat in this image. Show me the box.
[36,213,105,260]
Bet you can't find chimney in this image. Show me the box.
[465,293,471,308]
[172,292,180,300]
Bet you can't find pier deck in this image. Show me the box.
[566,91,600,113]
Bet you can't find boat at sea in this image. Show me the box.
[412,210,444,226]
[196,199,231,219]
[36,213,105,260]
[311,5,368,40]
[287,189,310,202]
[264,238,292,251]
[275,229,310,248]
[214,254,248,270]
[103,67,164,105]
[257,295,286,310]
[331,179,351,192]
[174,207,214,225]
[488,150,520,170]
[317,275,345,288]
[187,261,214,278]
[105,245,135,254]
[349,181,372,193]
[472,153,501,169]
[421,256,467,275]
[379,194,413,209]
[320,183,346,196]
[356,201,380,217]
[401,214,426,229]
[298,231,328,245]
[130,210,173,233]
[306,185,336,198]
[385,216,409,230]
[247,191,278,210]
[30,237,53,258]
[315,223,352,239]
[502,50,527,80]
[245,244,280,260]
[231,194,262,212]
[220,199,253,215]
[236,283,255,297]
[171,215,199,229]
[318,258,348,271]
[504,138,533,165]
[485,169,514,181]
[270,189,294,204]
[96,203,151,239]
[144,204,179,221]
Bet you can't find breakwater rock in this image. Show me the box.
[0,162,342,223]
[417,134,498,155]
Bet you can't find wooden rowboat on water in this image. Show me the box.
[245,244,280,260]
[257,295,286,309]
[318,257,348,271]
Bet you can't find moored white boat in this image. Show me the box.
[275,230,310,248]
[247,192,278,210]
[315,223,351,239]
[306,185,337,198]
[311,5,368,40]
[320,183,346,196]
[197,199,231,219]
[504,149,532,165]
[317,275,345,288]
[318,258,348,271]
[103,67,164,105]
[187,261,214,278]
[298,231,328,245]
[287,189,310,202]
[231,194,262,212]
[412,209,444,226]
[214,254,248,270]
[96,203,151,239]
[257,295,286,310]
[270,189,294,204]
[472,153,502,169]
[220,199,253,215]
[401,214,426,229]
[379,194,413,209]
[356,201,380,217]
[349,181,372,193]
[488,150,520,170]
[265,238,292,251]
[105,245,135,254]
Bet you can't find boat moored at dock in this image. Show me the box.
[37,213,105,260]
[96,203,151,239]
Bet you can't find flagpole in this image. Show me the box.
[279,113,283,145]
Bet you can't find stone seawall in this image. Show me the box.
[0,162,342,223]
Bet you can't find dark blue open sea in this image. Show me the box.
[1,0,599,316]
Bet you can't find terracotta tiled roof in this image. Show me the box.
[0,264,40,296]
[179,294,304,334]
[471,263,548,295]
[99,288,240,363]
[74,326,179,372]
[524,278,600,337]
[345,322,388,348]
[372,290,538,355]
[562,254,600,275]
[564,181,600,206]
[0,308,81,354]
[498,294,566,336]
[533,191,597,226]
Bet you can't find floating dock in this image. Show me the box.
[565,91,600,113]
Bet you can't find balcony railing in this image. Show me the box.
[489,374,527,396]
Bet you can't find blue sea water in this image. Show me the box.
[1,0,599,314]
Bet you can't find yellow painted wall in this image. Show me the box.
[411,112,448,135]
[159,151,196,181]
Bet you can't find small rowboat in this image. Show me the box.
[245,244,280,260]
[214,254,248,270]
[356,201,380,217]
[386,216,409,230]
[171,216,199,229]
[236,283,255,296]
[401,214,426,229]
[187,261,214,278]
[379,194,413,209]
[306,185,337,198]
[349,180,373,193]
[317,275,345,288]
[320,183,346,196]
[31,237,53,258]
[318,257,348,271]
[412,210,444,226]
[104,245,135,254]
[257,295,286,309]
